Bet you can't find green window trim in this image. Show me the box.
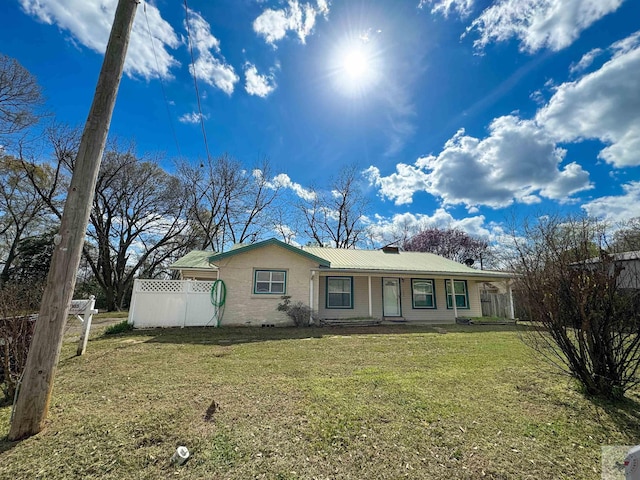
[445,279,470,309]
[411,278,436,309]
[254,269,287,295]
[326,276,354,309]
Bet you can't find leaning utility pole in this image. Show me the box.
[9,0,138,440]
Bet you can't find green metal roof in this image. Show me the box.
[173,240,512,279]
[169,250,218,270]
[302,246,513,279]
[208,238,331,266]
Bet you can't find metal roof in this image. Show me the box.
[169,250,218,270]
[303,246,512,279]
[170,240,513,279]
[208,238,331,267]
[579,250,640,264]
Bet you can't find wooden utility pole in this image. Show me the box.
[9,0,138,440]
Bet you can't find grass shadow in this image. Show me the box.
[105,323,531,347]
[590,395,640,440]
[0,436,19,454]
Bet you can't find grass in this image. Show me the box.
[94,311,130,319]
[103,320,133,335]
[1,324,639,479]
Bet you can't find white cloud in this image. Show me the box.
[253,0,329,46]
[185,9,239,95]
[382,81,417,156]
[365,209,509,252]
[582,182,640,223]
[611,30,640,55]
[366,115,592,208]
[316,0,330,16]
[19,0,180,79]
[368,31,640,210]
[536,32,640,167]
[466,0,625,53]
[244,63,277,97]
[364,163,429,206]
[419,0,474,18]
[569,48,603,74]
[272,223,300,246]
[178,112,209,124]
[270,173,316,201]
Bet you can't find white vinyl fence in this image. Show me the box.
[128,279,216,328]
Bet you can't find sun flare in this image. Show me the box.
[341,46,370,81]
[330,37,381,98]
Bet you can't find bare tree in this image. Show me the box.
[272,207,298,245]
[0,155,55,285]
[225,160,281,245]
[0,283,39,401]
[84,146,189,310]
[25,129,190,310]
[15,123,78,222]
[611,217,640,253]
[511,214,640,400]
[0,54,43,140]
[403,227,489,265]
[178,154,281,252]
[298,165,368,248]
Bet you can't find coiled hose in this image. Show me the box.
[208,279,226,327]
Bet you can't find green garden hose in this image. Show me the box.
[208,279,226,327]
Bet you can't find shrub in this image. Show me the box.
[0,283,41,402]
[104,320,133,335]
[276,296,315,327]
[512,215,640,400]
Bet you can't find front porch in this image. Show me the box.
[312,272,515,325]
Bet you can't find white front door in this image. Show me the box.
[383,278,401,317]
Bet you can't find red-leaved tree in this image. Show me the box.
[403,227,488,265]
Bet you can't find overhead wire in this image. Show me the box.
[142,1,183,159]
[183,0,212,166]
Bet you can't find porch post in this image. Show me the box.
[310,271,315,324]
[507,280,515,320]
[368,275,372,318]
[449,278,458,319]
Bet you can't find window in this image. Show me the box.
[254,270,286,294]
[326,277,353,309]
[412,279,436,309]
[446,280,469,309]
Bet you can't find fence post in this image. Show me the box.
[183,280,189,328]
[507,281,515,320]
[77,296,98,356]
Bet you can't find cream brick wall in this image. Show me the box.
[216,244,317,326]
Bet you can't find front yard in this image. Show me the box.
[1,324,639,479]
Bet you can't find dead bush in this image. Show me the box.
[0,282,41,401]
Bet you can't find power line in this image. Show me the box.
[183,0,212,166]
[142,1,183,159]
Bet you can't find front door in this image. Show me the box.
[383,278,401,317]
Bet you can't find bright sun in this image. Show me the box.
[330,38,381,97]
[342,46,370,81]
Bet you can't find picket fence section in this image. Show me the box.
[128,279,216,328]
[480,292,511,318]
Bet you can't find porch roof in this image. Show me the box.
[169,250,218,271]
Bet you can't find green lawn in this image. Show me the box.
[1,324,639,479]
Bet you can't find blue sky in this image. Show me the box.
[2,0,640,245]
